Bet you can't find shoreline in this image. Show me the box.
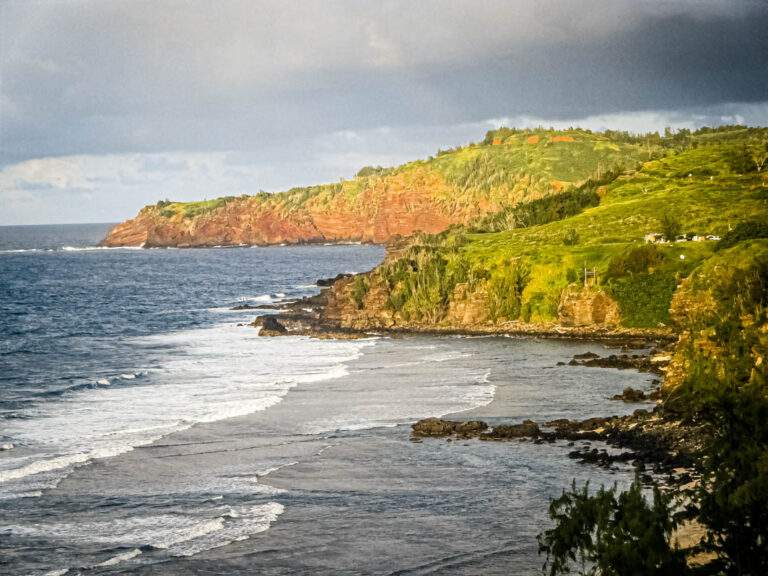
[252,282,697,485]
[249,282,677,344]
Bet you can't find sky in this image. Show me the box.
[1,0,767,225]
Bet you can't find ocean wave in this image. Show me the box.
[236,293,285,304]
[422,351,474,363]
[0,325,373,496]
[61,245,142,251]
[8,502,285,568]
[96,548,142,567]
[0,245,145,254]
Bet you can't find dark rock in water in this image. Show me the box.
[570,352,658,373]
[556,361,566,366]
[485,419,541,439]
[317,273,353,287]
[231,303,258,310]
[573,351,600,360]
[611,387,648,402]
[252,315,287,335]
[411,417,457,437]
[410,417,490,439]
[455,420,489,436]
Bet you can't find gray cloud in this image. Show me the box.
[1,1,767,223]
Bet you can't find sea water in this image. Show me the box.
[0,225,653,575]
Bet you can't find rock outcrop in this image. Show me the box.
[557,285,620,327]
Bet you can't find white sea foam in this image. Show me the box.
[422,351,474,362]
[60,245,143,252]
[1,246,146,254]
[0,324,370,497]
[97,548,142,566]
[476,370,492,384]
[9,502,284,566]
[298,340,495,435]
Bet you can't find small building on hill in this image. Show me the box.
[644,232,666,244]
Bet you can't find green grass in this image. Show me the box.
[354,129,768,328]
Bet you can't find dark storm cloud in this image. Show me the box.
[1,0,766,166]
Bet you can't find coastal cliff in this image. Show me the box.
[254,127,768,345]
[102,128,654,247]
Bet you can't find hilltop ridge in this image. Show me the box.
[254,126,768,338]
[101,128,657,247]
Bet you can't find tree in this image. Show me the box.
[538,478,688,576]
[660,212,682,241]
[749,139,768,173]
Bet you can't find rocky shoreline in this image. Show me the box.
[245,274,694,483]
[410,407,703,479]
[248,275,675,343]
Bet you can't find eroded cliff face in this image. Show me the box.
[101,169,488,247]
[557,286,621,327]
[319,267,630,336]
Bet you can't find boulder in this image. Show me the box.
[486,419,541,439]
[317,273,353,287]
[558,286,620,327]
[253,315,287,335]
[611,387,648,402]
[456,420,489,436]
[411,418,457,437]
[573,351,600,360]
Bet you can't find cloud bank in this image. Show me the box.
[1,1,766,224]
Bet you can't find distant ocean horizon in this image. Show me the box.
[0,222,118,252]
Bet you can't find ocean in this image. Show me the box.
[0,224,654,575]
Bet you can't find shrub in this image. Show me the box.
[538,478,688,576]
[666,246,768,574]
[378,245,473,323]
[351,275,369,309]
[607,272,677,327]
[471,185,601,233]
[606,245,666,278]
[716,220,768,251]
[487,259,531,321]
[660,212,682,241]
[562,228,580,246]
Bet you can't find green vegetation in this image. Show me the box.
[350,275,370,309]
[468,176,607,233]
[716,220,768,251]
[352,127,767,328]
[540,241,768,575]
[145,127,661,221]
[538,478,687,576]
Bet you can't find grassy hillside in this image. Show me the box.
[141,128,656,221]
[104,126,674,247]
[333,126,768,331]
